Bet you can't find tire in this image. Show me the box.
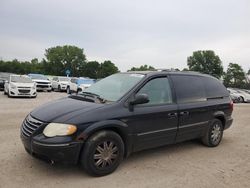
[4,90,7,95]
[77,88,81,94]
[80,130,124,177]
[202,119,223,147]
[67,87,71,94]
[7,91,11,98]
[239,96,244,103]
[58,85,61,92]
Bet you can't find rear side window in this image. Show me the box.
[137,77,173,105]
[202,77,229,98]
[171,75,206,103]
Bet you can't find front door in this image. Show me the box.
[126,77,178,152]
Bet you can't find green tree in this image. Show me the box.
[83,61,100,79]
[182,68,189,71]
[248,69,250,75]
[129,65,155,71]
[187,50,223,78]
[223,63,246,88]
[98,61,119,78]
[44,45,86,76]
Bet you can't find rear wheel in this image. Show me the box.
[239,96,244,103]
[80,130,124,176]
[202,119,223,147]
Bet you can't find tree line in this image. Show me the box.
[128,50,250,89]
[0,45,119,79]
[0,46,249,89]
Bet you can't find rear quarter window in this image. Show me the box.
[171,75,206,103]
[202,77,229,98]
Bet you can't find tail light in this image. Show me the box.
[230,100,234,111]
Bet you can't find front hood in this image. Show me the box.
[12,82,35,87]
[32,79,50,83]
[60,81,69,85]
[31,97,104,123]
[79,84,91,87]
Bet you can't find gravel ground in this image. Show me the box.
[0,92,249,188]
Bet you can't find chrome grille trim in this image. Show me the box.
[21,115,44,138]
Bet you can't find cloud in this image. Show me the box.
[0,0,249,71]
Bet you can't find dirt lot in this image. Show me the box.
[0,92,249,188]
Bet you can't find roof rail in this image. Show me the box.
[155,68,180,72]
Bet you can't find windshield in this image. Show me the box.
[59,77,70,82]
[83,73,145,102]
[11,76,33,83]
[29,74,47,80]
[78,79,95,85]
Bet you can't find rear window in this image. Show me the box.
[202,77,229,98]
[171,75,206,103]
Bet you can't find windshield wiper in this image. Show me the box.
[79,92,107,103]
[81,91,100,97]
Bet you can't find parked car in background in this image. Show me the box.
[229,93,241,103]
[21,71,233,176]
[241,89,250,95]
[0,78,6,91]
[67,77,95,94]
[4,75,36,98]
[28,74,52,92]
[227,88,250,103]
[51,76,70,91]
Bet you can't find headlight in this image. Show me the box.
[43,123,77,137]
[32,84,36,89]
[10,83,16,89]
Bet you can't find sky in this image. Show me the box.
[0,0,249,72]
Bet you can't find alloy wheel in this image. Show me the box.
[94,141,118,168]
[211,123,222,145]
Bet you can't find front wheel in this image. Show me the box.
[80,130,124,176]
[202,119,223,147]
[67,87,71,94]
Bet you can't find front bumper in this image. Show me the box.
[36,84,52,91]
[60,85,67,90]
[9,88,37,97]
[21,134,82,164]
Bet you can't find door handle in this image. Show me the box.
[180,111,189,116]
[168,112,177,118]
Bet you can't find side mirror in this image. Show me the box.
[130,93,149,105]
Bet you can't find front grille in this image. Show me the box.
[36,82,49,85]
[18,87,31,89]
[18,89,30,94]
[21,115,44,138]
[37,85,49,88]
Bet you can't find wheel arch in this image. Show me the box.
[213,111,226,129]
[78,120,131,157]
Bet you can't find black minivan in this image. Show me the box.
[20,71,233,176]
